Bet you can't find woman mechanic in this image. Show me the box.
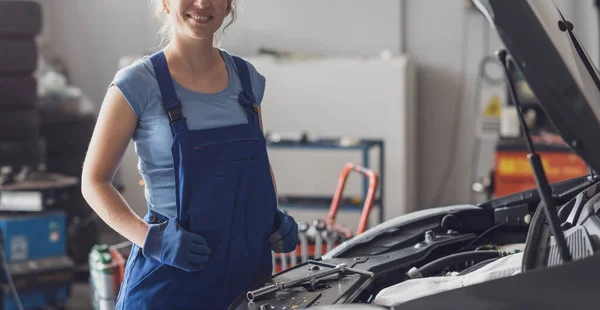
[81,0,299,309]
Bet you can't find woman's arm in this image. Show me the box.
[81,85,149,247]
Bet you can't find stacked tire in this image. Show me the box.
[0,1,100,274]
[0,1,43,172]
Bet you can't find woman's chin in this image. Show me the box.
[182,31,215,43]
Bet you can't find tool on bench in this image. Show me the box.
[289,241,297,267]
[313,219,326,259]
[298,222,309,263]
[325,228,339,253]
[247,260,375,302]
[280,249,288,271]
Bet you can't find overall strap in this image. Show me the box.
[150,50,188,136]
[231,55,259,124]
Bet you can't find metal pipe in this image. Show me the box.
[325,229,338,254]
[299,222,309,263]
[247,283,281,302]
[290,246,297,267]
[307,260,375,277]
[247,260,376,302]
[281,253,287,271]
[326,163,379,234]
[248,262,349,302]
[271,252,276,274]
[314,220,326,259]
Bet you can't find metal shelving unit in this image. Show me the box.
[267,138,385,224]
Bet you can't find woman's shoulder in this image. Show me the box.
[113,56,157,88]
[111,56,158,117]
[219,49,267,105]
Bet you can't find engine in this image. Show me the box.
[228,175,600,310]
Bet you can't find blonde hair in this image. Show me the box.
[150,0,238,47]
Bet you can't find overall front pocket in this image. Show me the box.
[189,139,259,168]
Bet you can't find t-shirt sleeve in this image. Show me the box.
[109,58,155,117]
[247,61,266,107]
[232,55,266,107]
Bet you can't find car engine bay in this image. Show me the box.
[230,171,600,310]
[229,175,600,310]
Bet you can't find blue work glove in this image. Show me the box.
[269,209,299,253]
[142,219,211,272]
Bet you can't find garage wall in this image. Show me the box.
[47,0,402,113]
[39,0,592,219]
[405,0,579,209]
[405,0,500,210]
[43,0,403,220]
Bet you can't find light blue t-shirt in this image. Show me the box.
[111,49,266,219]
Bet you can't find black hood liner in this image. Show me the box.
[474,0,600,174]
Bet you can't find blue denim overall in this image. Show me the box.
[114,51,277,310]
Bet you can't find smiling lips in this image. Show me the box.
[187,13,213,24]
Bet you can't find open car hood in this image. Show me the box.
[473,0,600,173]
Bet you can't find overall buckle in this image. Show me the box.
[243,93,258,113]
[167,108,183,123]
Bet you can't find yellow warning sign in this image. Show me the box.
[483,95,502,117]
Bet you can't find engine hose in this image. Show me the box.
[415,250,501,278]
[457,257,499,276]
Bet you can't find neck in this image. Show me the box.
[165,35,219,73]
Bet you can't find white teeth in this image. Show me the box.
[190,15,211,20]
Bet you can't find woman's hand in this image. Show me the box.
[269,209,299,253]
[143,219,211,272]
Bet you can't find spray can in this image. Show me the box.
[89,244,118,310]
